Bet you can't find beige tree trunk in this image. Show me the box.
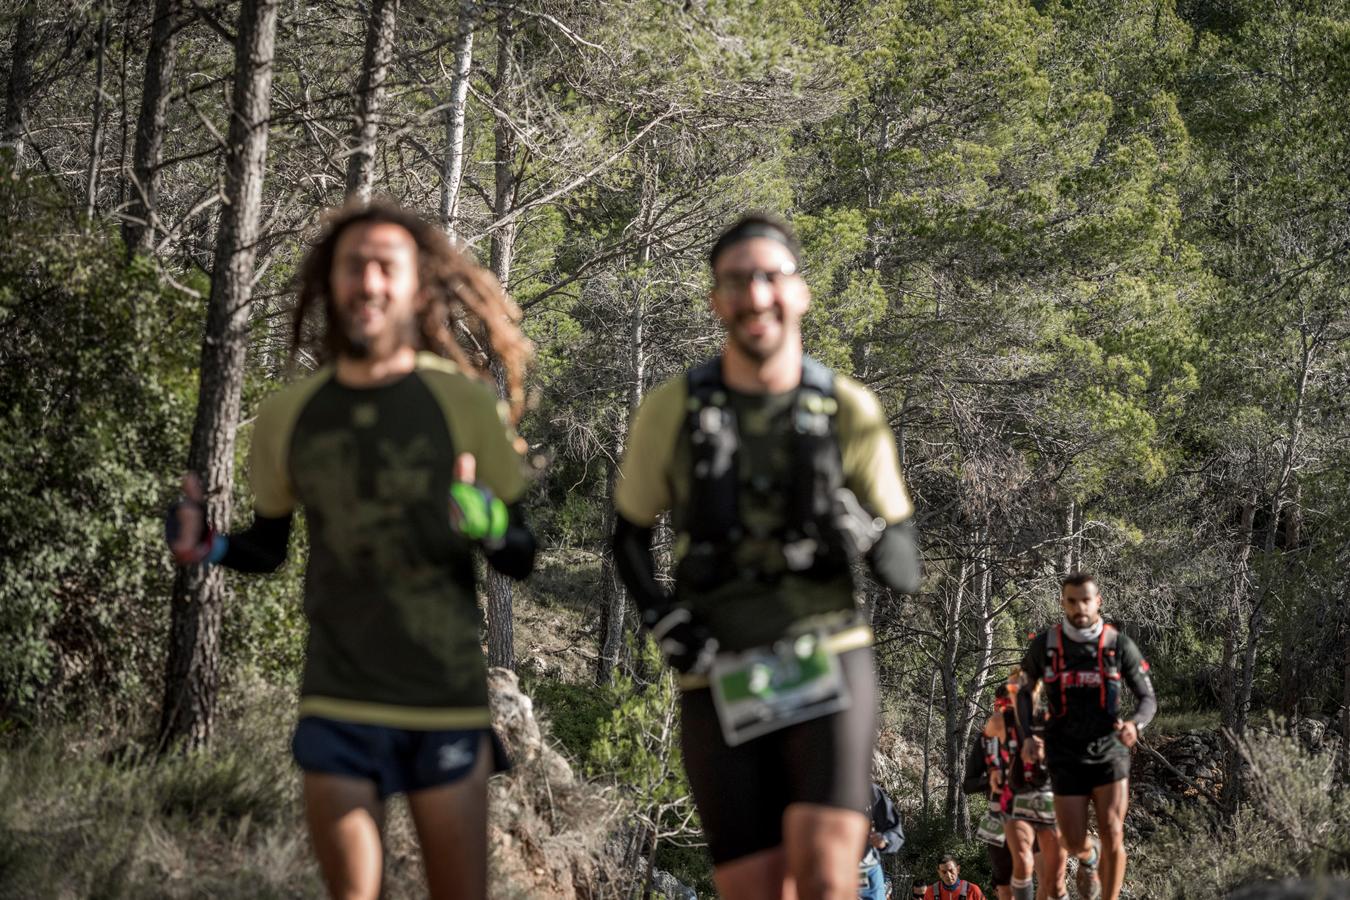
[2,4,37,164]
[484,12,518,671]
[344,0,398,202]
[596,179,654,684]
[123,0,179,255]
[439,0,476,238]
[159,0,280,753]
[84,8,110,228]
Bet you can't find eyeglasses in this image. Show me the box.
[713,261,800,294]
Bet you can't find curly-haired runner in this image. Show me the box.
[166,202,535,899]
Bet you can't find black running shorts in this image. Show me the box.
[679,646,876,865]
[291,717,510,799]
[1048,752,1130,797]
[988,841,1014,887]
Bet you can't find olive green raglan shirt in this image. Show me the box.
[614,370,913,652]
[249,353,527,728]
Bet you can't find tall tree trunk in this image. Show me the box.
[84,8,110,228]
[115,1,131,211]
[1060,500,1082,575]
[483,13,518,670]
[597,190,654,683]
[124,0,179,255]
[1234,335,1315,740]
[1225,330,1317,808]
[1342,612,1350,783]
[941,557,970,830]
[1220,489,1257,734]
[955,548,995,834]
[2,4,37,164]
[158,0,279,753]
[1276,481,1304,716]
[922,667,937,819]
[596,459,625,683]
[344,0,398,202]
[439,0,476,238]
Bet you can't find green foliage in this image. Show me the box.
[0,172,201,720]
[0,679,318,898]
[521,674,616,762]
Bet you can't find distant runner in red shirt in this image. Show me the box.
[922,856,986,900]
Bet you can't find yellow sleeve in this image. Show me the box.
[614,377,686,526]
[249,369,331,517]
[418,354,528,504]
[835,375,913,524]
[469,394,528,503]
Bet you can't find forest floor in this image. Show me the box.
[3,575,1347,898]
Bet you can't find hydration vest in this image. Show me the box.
[674,355,851,592]
[931,880,970,899]
[1042,623,1122,718]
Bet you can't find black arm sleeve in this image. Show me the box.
[484,503,536,581]
[865,519,921,594]
[870,785,904,852]
[962,737,990,796]
[612,514,671,627]
[219,512,292,573]
[1122,638,1158,729]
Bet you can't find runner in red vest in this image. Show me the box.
[922,857,986,900]
[1017,573,1157,900]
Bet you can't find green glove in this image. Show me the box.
[449,482,509,544]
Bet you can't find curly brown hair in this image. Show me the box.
[290,201,532,422]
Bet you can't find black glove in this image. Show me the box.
[648,607,718,675]
[164,498,226,565]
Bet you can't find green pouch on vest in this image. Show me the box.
[1011,789,1056,826]
[709,629,850,747]
[977,811,1007,846]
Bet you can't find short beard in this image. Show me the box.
[727,315,785,363]
[332,306,418,362]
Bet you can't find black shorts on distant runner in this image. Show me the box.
[1047,753,1129,797]
[292,716,510,799]
[679,646,876,864]
[989,842,1014,887]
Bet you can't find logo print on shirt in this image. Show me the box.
[438,739,473,772]
[352,403,378,427]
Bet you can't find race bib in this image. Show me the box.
[710,631,850,747]
[1011,790,1056,826]
[977,811,1006,846]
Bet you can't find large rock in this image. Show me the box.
[486,666,622,900]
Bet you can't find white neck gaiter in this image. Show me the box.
[1061,616,1104,643]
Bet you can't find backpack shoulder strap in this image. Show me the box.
[1099,623,1122,709]
[959,881,969,898]
[683,357,738,543]
[799,354,835,397]
[687,356,724,400]
[784,356,844,568]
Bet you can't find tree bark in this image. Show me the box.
[597,189,654,683]
[124,0,179,255]
[158,0,279,753]
[922,667,936,819]
[2,4,37,164]
[84,8,110,228]
[439,0,476,238]
[1220,489,1257,734]
[344,0,398,202]
[1234,333,1315,740]
[483,12,519,671]
[941,557,970,830]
